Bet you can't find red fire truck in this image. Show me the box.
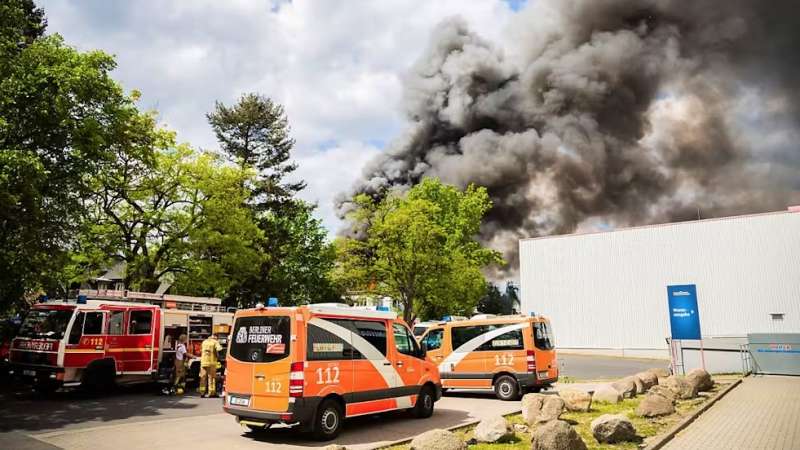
[8,290,234,392]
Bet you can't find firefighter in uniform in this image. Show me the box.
[172,334,189,395]
[198,333,223,398]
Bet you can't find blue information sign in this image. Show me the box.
[667,284,701,340]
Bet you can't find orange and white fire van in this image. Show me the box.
[223,303,442,441]
[418,314,557,401]
[9,293,233,392]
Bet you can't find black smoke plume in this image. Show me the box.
[338,0,800,275]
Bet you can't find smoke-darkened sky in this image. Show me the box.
[339,0,800,275]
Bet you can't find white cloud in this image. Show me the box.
[37,0,519,232]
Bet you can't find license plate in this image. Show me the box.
[229,396,250,407]
[537,371,549,379]
[23,370,36,377]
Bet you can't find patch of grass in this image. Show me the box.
[382,378,734,450]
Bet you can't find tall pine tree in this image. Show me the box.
[207,94,338,307]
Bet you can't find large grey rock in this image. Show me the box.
[531,420,588,450]
[647,367,671,378]
[410,429,466,450]
[590,414,637,443]
[648,385,678,404]
[522,393,565,426]
[558,389,592,412]
[662,375,698,399]
[629,376,645,395]
[474,415,513,443]
[636,393,676,417]
[611,378,637,398]
[592,384,622,404]
[635,371,658,390]
[686,368,714,392]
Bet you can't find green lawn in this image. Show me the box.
[384,381,727,450]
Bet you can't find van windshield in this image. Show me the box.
[18,309,74,340]
[533,321,555,350]
[230,316,290,363]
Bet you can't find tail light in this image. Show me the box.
[526,350,536,372]
[289,361,304,397]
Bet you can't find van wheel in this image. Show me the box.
[311,399,343,441]
[412,386,435,418]
[494,375,520,401]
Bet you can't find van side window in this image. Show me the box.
[393,323,420,357]
[84,312,104,335]
[451,325,484,350]
[68,312,85,345]
[533,322,555,350]
[308,320,361,360]
[108,311,125,335]
[353,320,387,357]
[421,328,443,350]
[478,328,524,351]
[128,310,152,335]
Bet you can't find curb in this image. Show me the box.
[372,409,522,449]
[643,377,743,450]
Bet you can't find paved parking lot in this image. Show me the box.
[0,388,519,450]
[0,354,661,449]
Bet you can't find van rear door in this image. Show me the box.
[228,314,292,412]
[532,320,557,379]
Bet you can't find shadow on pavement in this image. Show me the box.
[241,407,472,447]
[0,383,202,433]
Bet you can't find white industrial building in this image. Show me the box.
[519,208,800,371]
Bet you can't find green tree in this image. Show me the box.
[207,94,337,307]
[0,1,156,312]
[81,144,262,297]
[207,93,304,211]
[477,282,520,315]
[335,178,503,323]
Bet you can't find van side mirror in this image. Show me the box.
[419,341,428,358]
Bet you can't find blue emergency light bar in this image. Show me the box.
[267,297,279,307]
[77,295,87,304]
[376,305,390,312]
[530,311,536,317]
[442,315,452,322]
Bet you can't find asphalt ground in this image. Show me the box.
[0,354,667,449]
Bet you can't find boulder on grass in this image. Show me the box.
[629,376,645,395]
[474,415,513,443]
[592,385,622,404]
[410,429,466,450]
[648,385,677,404]
[531,420,588,450]
[559,389,593,412]
[635,371,658,390]
[590,414,637,443]
[686,368,714,392]
[611,378,637,398]
[647,367,671,378]
[662,375,698,399]
[522,393,565,426]
[636,393,676,417]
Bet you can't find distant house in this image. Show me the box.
[80,260,172,295]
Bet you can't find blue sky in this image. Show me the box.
[39,0,526,234]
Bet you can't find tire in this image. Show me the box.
[311,399,343,441]
[82,363,116,393]
[411,386,435,418]
[494,375,520,401]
